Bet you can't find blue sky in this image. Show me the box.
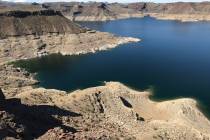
[3,0,208,3]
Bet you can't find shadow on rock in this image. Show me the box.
[0,88,81,139]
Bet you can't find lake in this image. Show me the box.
[15,17,210,118]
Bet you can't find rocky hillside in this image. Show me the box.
[0,9,85,39]
[43,2,144,21]
[0,81,210,139]
[128,2,210,21]
[43,2,210,21]
[0,5,139,64]
[2,2,210,22]
[128,2,210,14]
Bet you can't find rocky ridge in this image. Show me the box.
[43,2,210,22]
[0,10,85,39]
[43,2,144,21]
[128,2,210,22]
[1,82,210,139]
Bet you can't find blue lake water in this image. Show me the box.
[15,17,210,117]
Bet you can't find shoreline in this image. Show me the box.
[66,14,145,22]
[0,30,140,98]
[0,36,140,66]
[0,31,140,65]
[71,13,210,22]
[8,45,210,122]
[108,81,210,120]
[5,81,210,139]
[148,13,210,22]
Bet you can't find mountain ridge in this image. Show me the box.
[42,2,210,21]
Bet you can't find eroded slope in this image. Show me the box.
[1,82,210,139]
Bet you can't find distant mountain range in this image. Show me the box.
[1,1,210,22]
[43,2,210,21]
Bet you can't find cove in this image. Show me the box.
[14,17,210,118]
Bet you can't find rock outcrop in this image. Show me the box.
[0,64,38,97]
[1,82,209,139]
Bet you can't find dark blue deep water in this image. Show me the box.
[15,17,210,117]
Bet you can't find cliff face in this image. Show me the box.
[128,2,210,14]
[2,2,210,22]
[0,10,85,39]
[43,2,210,22]
[127,2,210,21]
[43,2,144,21]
